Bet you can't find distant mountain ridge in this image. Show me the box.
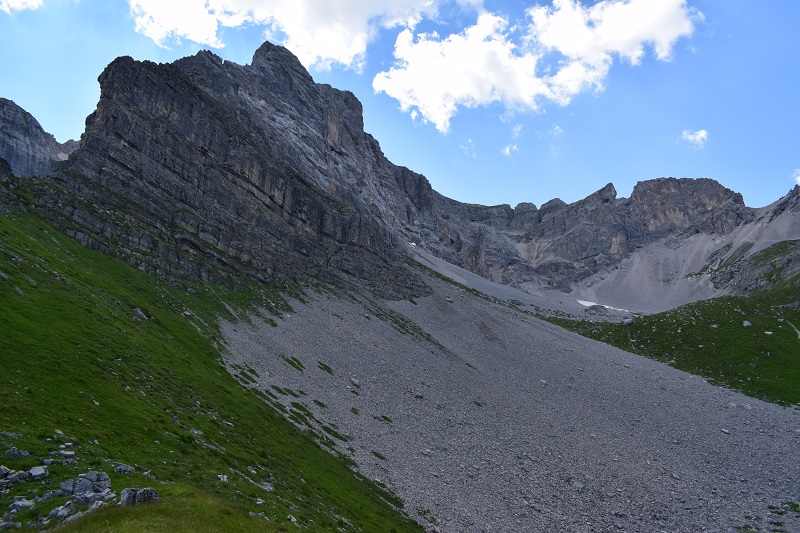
[0,97,78,177]
[1,42,798,312]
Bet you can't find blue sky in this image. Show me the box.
[1,0,798,209]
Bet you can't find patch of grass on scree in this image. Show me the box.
[0,209,421,532]
[549,266,800,406]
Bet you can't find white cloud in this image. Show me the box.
[128,0,439,69]
[682,128,708,148]
[512,124,523,139]
[0,0,42,13]
[792,169,800,187]
[528,0,700,65]
[375,0,701,131]
[129,0,225,48]
[374,13,549,132]
[127,0,702,131]
[501,144,519,156]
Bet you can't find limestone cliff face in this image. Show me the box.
[0,42,795,302]
[626,177,749,235]
[0,98,77,176]
[28,45,429,296]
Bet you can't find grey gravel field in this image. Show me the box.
[221,271,800,532]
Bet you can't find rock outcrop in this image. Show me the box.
[119,487,159,506]
[0,98,77,176]
[404,177,756,292]
[25,45,430,297]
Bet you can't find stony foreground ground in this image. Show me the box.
[222,274,800,532]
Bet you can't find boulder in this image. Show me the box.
[28,466,47,480]
[73,477,93,494]
[4,448,28,458]
[6,471,28,484]
[119,487,159,507]
[86,500,105,513]
[37,490,62,502]
[8,499,33,511]
[62,511,84,525]
[86,471,111,491]
[48,501,75,520]
[113,463,135,474]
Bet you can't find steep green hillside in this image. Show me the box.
[550,250,800,406]
[0,207,421,532]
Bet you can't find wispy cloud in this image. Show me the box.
[512,124,523,139]
[501,144,519,156]
[682,128,708,148]
[792,168,800,186]
[459,138,477,159]
[0,0,42,13]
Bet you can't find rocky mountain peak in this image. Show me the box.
[0,98,78,176]
[15,45,430,298]
[629,177,741,206]
[589,182,617,204]
[627,177,747,234]
[539,197,567,214]
[251,41,311,80]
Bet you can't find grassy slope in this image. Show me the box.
[0,208,421,532]
[548,248,800,406]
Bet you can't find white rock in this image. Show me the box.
[28,466,48,480]
[9,498,34,510]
